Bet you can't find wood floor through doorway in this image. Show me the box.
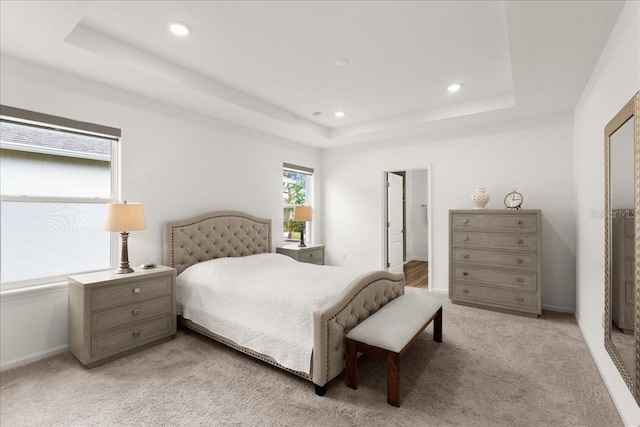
[404,260,427,288]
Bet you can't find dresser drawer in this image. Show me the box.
[625,235,635,256]
[451,213,538,233]
[298,249,324,264]
[91,315,174,358]
[452,266,537,291]
[625,258,635,278]
[91,275,173,310]
[624,213,635,234]
[452,231,538,251]
[625,303,635,326]
[451,282,538,312]
[91,295,173,333]
[451,248,537,270]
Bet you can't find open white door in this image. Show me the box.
[387,172,404,274]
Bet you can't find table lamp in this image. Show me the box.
[293,205,312,248]
[103,201,147,273]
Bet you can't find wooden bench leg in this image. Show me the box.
[433,307,443,343]
[345,338,358,389]
[387,351,401,407]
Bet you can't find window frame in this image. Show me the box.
[0,105,121,291]
[283,163,314,244]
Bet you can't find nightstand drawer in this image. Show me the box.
[91,276,172,310]
[298,249,324,264]
[91,295,173,333]
[91,315,174,358]
[276,245,325,265]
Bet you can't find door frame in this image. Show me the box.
[382,166,433,291]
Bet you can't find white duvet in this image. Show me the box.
[176,253,367,374]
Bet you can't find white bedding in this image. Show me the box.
[176,253,367,374]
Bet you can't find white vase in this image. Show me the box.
[471,186,490,209]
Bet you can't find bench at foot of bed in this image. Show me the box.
[344,293,443,407]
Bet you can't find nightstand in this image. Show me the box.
[276,244,325,265]
[68,265,177,367]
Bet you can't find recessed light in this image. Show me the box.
[448,83,463,92]
[334,111,346,118]
[334,58,349,67]
[168,21,191,36]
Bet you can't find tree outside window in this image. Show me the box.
[283,169,308,242]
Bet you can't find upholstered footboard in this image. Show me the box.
[312,270,405,392]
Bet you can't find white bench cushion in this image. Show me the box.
[346,293,442,353]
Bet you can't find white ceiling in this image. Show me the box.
[0,1,625,148]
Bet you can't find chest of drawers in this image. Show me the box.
[449,210,542,317]
[276,244,325,265]
[68,266,177,367]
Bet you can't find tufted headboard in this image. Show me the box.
[162,210,272,276]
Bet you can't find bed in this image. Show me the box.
[162,210,404,394]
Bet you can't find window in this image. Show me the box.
[283,163,313,244]
[0,105,120,290]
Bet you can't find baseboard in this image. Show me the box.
[541,304,575,314]
[577,321,635,427]
[404,257,428,263]
[0,344,68,372]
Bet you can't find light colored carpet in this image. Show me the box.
[1,291,621,426]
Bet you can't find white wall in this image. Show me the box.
[0,55,322,370]
[323,117,576,313]
[573,1,639,425]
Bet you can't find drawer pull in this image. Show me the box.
[462,236,469,242]
[516,296,524,302]
[462,271,469,276]
[517,239,524,244]
[132,330,141,337]
[309,254,313,258]
[462,289,469,294]
[516,277,524,283]
[463,254,469,259]
[133,287,141,294]
[516,219,523,225]
[462,219,469,224]
[132,308,141,316]
[516,258,524,264]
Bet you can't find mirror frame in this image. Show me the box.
[604,91,640,404]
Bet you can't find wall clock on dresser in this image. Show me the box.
[449,210,542,317]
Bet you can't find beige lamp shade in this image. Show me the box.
[293,205,312,222]
[103,202,147,232]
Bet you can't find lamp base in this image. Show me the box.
[115,231,135,274]
[298,229,307,247]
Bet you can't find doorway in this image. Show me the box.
[383,168,432,290]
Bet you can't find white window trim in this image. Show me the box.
[283,163,314,244]
[1,106,121,292]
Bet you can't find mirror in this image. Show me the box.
[605,91,639,404]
